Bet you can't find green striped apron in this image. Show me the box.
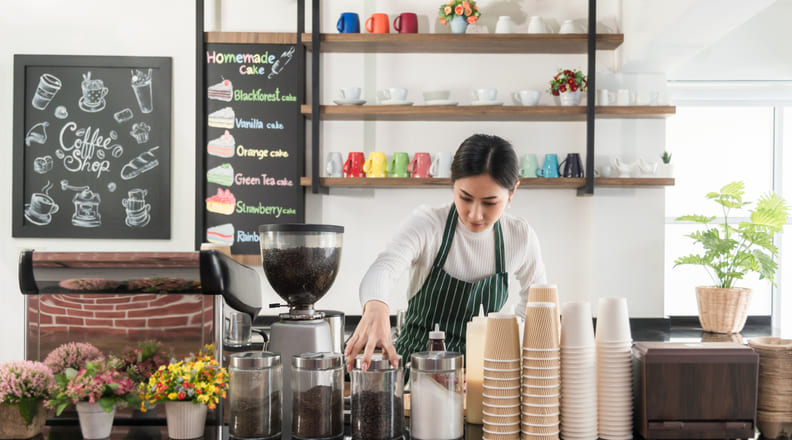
[395,206,509,363]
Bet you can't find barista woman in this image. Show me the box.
[345,134,547,371]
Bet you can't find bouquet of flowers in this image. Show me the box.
[138,345,228,411]
[118,340,174,384]
[0,360,56,425]
[49,358,138,415]
[438,0,480,25]
[43,342,104,375]
[548,68,588,95]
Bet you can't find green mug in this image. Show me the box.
[519,153,539,178]
[387,152,410,177]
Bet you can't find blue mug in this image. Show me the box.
[537,153,560,178]
[337,12,360,33]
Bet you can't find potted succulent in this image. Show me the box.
[139,345,228,439]
[438,0,481,34]
[0,360,56,439]
[548,68,588,106]
[659,151,674,178]
[674,181,789,333]
[49,358,138,439]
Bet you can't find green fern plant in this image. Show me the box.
[674,181,789,288]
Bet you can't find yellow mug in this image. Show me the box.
[363,152,387,178]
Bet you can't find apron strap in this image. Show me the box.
[432,206,459,269]
[494,219,505,273]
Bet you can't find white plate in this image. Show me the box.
[379,100,413,106]
[425,99,459,106]
[472,100,504,106]
[333,99,366,105]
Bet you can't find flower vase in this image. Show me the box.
[76,402,116,439]
[0,401,47,439]
[450,15,468,34]
[658,163,674,178]
[165,401,208,439]
[559,90,581,106]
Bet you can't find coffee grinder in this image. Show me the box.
[258,223,344,437]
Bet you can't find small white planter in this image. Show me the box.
[76,402,115,439]
[165,401,208,439]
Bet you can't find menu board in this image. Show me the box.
[12,55,172,239]
[202,43,304,255]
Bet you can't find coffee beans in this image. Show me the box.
[351,391,404,440]
[261,247,340,305]
[229,391,281,439]
[292,385,343,439]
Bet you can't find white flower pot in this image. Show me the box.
[559,89,581,106]
[165,401,208,439]
[658,163,674,178]
[76,402,115,439]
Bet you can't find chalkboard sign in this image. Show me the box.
[13,55,172,239]
[202,43,304,255]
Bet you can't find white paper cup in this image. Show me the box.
[561,302,595,348]
[595,297,632,342]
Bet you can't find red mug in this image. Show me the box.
[343,152,366,177]
[408,152,432,178]
[365,13,390,33]
[393,12,418,33]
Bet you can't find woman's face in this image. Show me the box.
[453,174,517,233]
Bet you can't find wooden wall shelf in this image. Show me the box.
[300,177,674,188]
[301,105,676,121]
[205,32,297,44]
[301,33,624,53]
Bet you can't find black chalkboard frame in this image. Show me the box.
[13,54,172,239]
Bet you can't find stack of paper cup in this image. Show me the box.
[527,284,561,335]
[595,297,633,440]
[560,302,597,440]
[483,313,522,440]
[521,302,561,440]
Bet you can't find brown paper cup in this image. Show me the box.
[486,359,522,370]
[483,431,521,440]
[521,414,559,426]
[523,303,560,350]
[522,385,560,397]
[483,402,522,416]
[522,366,560,378]
[483,384,522,397]
[521,394,559,407]
[483,394,521,407]
[521,405,560,417]
[522,357,561,369]
[483,412,521,425]
[485,313,522,360]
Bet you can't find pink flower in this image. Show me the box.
[467,16,477,23]
[444,6,452,15]
[44,342,104,375]
[455,5,463,15]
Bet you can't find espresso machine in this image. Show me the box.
[258,223,344,437]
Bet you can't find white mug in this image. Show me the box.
[340,87,361,100]
[495,16,514,34]
[473,88,497,102]
[383,87,408,102]
[325,152,343,177]
[596,89,615,106]
[594,165,614,178]
[430,152,453,178]
[559,19,580,34]
[513,90,540,106]
[616,89,636,106]
[527,16,548,33]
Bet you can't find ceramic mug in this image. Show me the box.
[365,13,390,33]
[339,87,361,100]
[513,90,541,106]
[537,154,560,178]
[337,12,360,33]
[409,152,432,178]
[326,152,343,177]
[343,152,366,177]
[527,16,549,33]
[595,165,614,178]
[495,16,515,33]
[382,88,408,102]
[430,152,453,178]
[559,19,581,34]
[559,153,584,178]
[596,89,615,106]
[473,88,497,102]
[387,152,410,177]
[616,89,636,106]
[363,152,388,177]
[393,12,418,33]
[519,153,539,178]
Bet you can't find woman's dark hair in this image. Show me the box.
[451,134,519,190]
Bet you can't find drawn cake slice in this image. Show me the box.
[207,130,235,158]
[205,188,235,215]
[208,78,233,102]
[207,163,234,187]
[208,106,235,129]
[207,223,234,245]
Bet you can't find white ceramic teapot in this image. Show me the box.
[637,158,658,177]
[613,157,637,178]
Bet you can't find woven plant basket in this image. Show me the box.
[695,286,751,334]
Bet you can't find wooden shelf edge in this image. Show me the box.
[301,177,674,188]
[205,32,297,44]
[595,178,675,187]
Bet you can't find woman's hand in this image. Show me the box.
[344,300,398,371]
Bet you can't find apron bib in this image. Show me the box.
[395,206,509,363]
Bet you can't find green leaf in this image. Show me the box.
[17,398,40,425]
[55,401,69,416]
[676,214,714,224]
[99,397,116,413]
[674,255,709,267]
[753,250,778,283]
[720,181,745,199]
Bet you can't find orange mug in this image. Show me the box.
[365,13,390,34]
[409,152,432,178]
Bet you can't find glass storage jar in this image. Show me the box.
[410,351,465,440]
[351,354,404,440]
[291,352,344,440]
[228,352,282,439]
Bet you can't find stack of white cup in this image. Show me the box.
[559,302,598,440]
[521,302,561,440]
[595,297,634,440]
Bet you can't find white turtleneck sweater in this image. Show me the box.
[359,202,547,318]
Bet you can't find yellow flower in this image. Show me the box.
[168,392,178,400]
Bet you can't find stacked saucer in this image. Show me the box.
[521,302,561,440]
[595,297,634,440]
[483,313,522,440]
[559,301,598,440]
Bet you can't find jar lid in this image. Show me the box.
[230,351,280,369]
[292,352,343,370]
[354,353,402,370]
[411,351,463,372]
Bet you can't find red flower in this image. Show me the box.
[559,84,567,93]
[455,5,464,15]
[552,90,560,96]
[467,15,477,23]
[440,18,447,25]
[178,391,186,400]
[570,84,578,92]
[567,77,576,85]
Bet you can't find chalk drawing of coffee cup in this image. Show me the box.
[131,69,153,114]
[32,74,62,110]
[79,72,109,113]
[25,192,59,225]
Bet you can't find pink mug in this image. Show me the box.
[343,152,366,177]
[408,152,432,178]
[394,12,418,33]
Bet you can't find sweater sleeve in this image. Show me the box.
[359,205,443,309]
[513,219,548,319]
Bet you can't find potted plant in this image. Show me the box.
[438,0,480,34]
[674,181,789,333]
[548,68,588,106]
[118,339,174,385]
[49,358,138,439]
[43,342,104,376]
[139,345,228,439]
[0,360,56,439]
[659,151,674,178]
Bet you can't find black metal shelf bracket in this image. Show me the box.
[578,0,596,197]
